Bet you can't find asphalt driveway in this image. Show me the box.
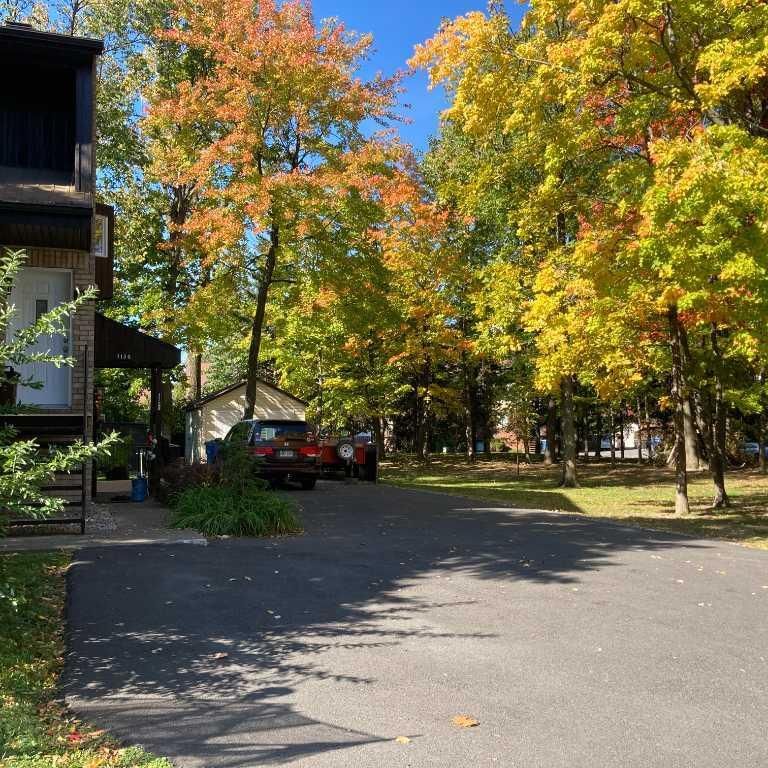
[64,482,768,767]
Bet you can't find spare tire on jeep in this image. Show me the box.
[336,439,355,462]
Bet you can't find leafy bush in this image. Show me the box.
[170,482,301,537]
[218,440,264,492]
[161,443,300,537]
[156,459,221,506]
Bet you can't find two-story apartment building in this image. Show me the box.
[1,22,179,531]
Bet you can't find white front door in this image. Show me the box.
[6,268,72,408]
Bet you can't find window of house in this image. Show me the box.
[93,214,108,257]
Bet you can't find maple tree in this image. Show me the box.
[147,0,400,419]
[413,0,768,508]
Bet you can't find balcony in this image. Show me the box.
[0,22,103,251]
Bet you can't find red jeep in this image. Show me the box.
[319,432,378,482]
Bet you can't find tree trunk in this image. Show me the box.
[192,352,203,401]
[243,225,278,419]
[421,400,431,464]
[619,406,625,460]
[678,322,703,471]
[415,388,425,462]
[682,396,702,471]
[372,417,386,458]
[610,408,616,466]
[543,394,557,465]
[710,327,729,508]
[560,375,578,488]
[463,361,478,462]
[594,408,602,458]
[760,371,767,475]
[668,307,691,515]
[582,410,589,463]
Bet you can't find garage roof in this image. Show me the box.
[186,380,307,411]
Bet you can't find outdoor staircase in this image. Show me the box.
[2,413,88,534]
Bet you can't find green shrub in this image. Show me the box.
[170,482,301,537]
[156,459,222,506]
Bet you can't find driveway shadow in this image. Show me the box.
[64,483,708,766]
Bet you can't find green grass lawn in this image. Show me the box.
[0,551,170,768]
[381,455,768,549]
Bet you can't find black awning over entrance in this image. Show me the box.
[94,313,180,370]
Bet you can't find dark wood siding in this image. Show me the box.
[74,64,93,193]
[94,203,114,299]
[94,313,180,370]
[0,60,76,179]
[0,204,91,251]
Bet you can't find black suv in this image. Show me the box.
[224,419,321,490]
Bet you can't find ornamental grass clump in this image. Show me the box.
[168,443,301,537]
[170,483,301,537]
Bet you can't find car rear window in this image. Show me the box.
[226,421,254,442]
[251,421,310,442]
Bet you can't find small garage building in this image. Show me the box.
[185,380,307,463]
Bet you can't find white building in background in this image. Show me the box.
[185,380,307,463]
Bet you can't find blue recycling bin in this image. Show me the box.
[205,439,222,464]
[131,476,148,502]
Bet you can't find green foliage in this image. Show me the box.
[95,368,148,423]
[161,443,299,537]
[170,484,301,537]
[95,433,133,477]
[217,441,266,493]
[155,459,220,506]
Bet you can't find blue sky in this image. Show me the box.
[312,1,526,153]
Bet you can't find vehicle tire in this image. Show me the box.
[364,445,378,482]
[336,440,355,462]
[300,476,317,490]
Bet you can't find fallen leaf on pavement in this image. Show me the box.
[452,715,479,728]
[395,736,412,744]
[211,652,229,660]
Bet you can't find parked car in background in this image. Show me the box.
[223,419,321,489]
[739,442,768,458]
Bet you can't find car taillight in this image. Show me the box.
[253,446,274,456]
[300,446,321,457]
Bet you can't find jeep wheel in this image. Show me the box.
[299,476,317,490]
